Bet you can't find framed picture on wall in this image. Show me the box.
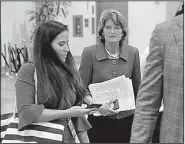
[92,17,95,34]
[73,15,83,37]
[85,18,89,27]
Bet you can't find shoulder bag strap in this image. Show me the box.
[33,66,38,104]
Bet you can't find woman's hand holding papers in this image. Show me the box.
[98,99,120,116]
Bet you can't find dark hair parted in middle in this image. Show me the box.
[33,20,85,110]
[97,8,128,47]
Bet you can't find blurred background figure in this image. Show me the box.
[140,46,149,79]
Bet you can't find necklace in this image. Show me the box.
[105,46,119,58]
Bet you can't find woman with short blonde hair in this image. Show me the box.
[79,8,141,143]
[97,8,128,47]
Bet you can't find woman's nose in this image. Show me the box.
[111,27,115,33]
[63,44,69,52]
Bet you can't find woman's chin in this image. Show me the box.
[58,56,65,63]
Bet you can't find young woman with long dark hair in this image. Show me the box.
[16,21,96,143]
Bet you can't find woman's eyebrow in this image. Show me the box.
[58,40,69,43]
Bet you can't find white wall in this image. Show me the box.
[1,2,35,67]
[128,1,167,55]
[56,1,96,56]
[1,1,181,67]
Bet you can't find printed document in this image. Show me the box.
[89,75,135,116]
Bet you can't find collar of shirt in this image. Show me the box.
[95,42,128,61]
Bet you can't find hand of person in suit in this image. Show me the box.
[98,99,120,116]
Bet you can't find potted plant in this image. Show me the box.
[27,0,71,40]
[26,0,71,60]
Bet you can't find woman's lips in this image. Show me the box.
[109,35,117,38]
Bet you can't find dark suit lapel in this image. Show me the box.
[96,43,108,61]
[173,15,183,61]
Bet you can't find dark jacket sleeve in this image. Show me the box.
[15,63,44,130]
[78,47,93,96]
[131,48,141,98]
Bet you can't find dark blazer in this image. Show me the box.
[79,42,141,119]
[130,14,183,143]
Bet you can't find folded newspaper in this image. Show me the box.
[89,75,135,116]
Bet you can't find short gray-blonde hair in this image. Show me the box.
[97,8,128,47]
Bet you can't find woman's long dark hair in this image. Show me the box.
[33,21,85,109]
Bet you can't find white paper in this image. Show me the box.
[89,75,135,116]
